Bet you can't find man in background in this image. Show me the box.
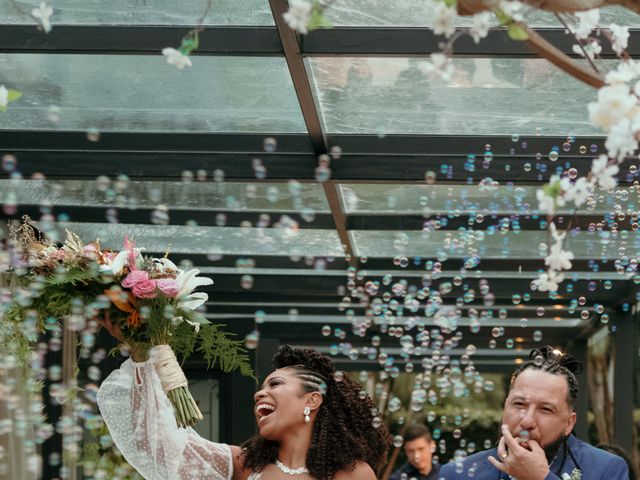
[391,424,440,480]
[440,346,628,480]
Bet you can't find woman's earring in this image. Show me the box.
[303,406,311,423]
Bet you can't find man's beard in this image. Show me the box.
[542,434,566,464]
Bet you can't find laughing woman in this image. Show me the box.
[97,344,391,480]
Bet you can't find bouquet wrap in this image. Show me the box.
[151,345,203,428]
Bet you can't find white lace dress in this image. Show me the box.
[97,358,242,480]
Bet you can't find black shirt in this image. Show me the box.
[390,462,441,480]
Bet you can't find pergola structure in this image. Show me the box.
[0,0,638,471]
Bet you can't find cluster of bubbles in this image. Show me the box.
[0,121,635,477]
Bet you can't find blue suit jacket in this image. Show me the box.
[439,435,629,480]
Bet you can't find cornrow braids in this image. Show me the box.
[241,345,391,480]
[510,346,583,407]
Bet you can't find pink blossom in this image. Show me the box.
[121,270,149,289]
[156,278,180,298]
[131,279,157,299]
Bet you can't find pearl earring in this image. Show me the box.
[303,406,311,423]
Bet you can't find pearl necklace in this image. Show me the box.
[275,459,309,475]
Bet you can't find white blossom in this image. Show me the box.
[571,9,600,40]
[419,53,455,82]
[0,85,7,109]
[432,2,457,39]
[545,242,574,271]
[161,47,192,70]
[536,175,566,215]
[470,12,492,44]
[283,0,312,35]
[605,60,640,84]
[605,117,638,160]
[498,1,524,22]
[32,2,53,33]
[590,154,619,191]
[587,83,636,132]
[609,24,629,55]
[572,40,601,60]
[532,270,564,292]
[564,176,593,208]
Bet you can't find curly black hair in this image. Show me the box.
[510,346,583,407]
[241,345,392,479]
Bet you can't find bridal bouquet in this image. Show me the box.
[4,217,252,428]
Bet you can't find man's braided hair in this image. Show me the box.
[241,345,391,479]
[510,345,583,408]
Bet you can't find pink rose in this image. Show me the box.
[131,279,157,299]
[156,278,180,298]
[122,270,149,289]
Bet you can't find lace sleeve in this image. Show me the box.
[97,358,233,480]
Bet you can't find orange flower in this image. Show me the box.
[104,289,136,313]
[127,310,142,329]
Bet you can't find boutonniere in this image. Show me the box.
[561,468,582,480]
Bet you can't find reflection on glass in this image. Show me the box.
[0,54,305,133]
[308,57,604,135]
[350,229,629,260]
[49,222,345,257]
[0,180,330,213]
[325,1,638,27]
[0,0,274,25]
[339,184,634,215]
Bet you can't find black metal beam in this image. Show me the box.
[0,25,282,54]
[2,25,637,58]
[269,0,327,154]
[302,28,640,58]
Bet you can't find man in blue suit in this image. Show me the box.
[440,346,628,480]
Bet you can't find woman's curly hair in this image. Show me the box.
[241,345,392,479]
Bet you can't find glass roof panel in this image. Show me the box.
[0,180,330,213]
[325,1,639,27]
[47,222,345,257]
[339,184,635,216]
[350,229,633,260]
[0,0,274,25]
[307,57,602,136]
[1,54,305,133]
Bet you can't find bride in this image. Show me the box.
[97,334,391,480]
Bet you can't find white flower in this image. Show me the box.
[605,60,640,84]
[545,242,575,271]
[571,9,600,40]
[32,2,53,33]
[605,117,638,160]
[590,154,619,191]
[432,2,457,39]
[470,12,492,44]
[564,177,593,208]
[499,1,524,22]
[105,250,128,275]
[537,189,556,215]
[0,85,7,109]
[419,53,455,82]
[587,83,636,132]
[572,40,602,60]
[532,270,564,292]
[536,175,566,215]
[609,24,629,55]
[161,47,192,70]
[174,269,213,311]
[283,0,312,35]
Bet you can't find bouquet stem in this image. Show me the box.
[151,345,203,428]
